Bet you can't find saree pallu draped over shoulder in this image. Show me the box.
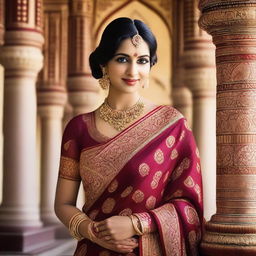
[58,105,203,256]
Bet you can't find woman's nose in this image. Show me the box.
[126,62,138,76]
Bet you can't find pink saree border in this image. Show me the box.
[80,106,183,212]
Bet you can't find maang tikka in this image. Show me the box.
[131,20,143,47]
[98,67,110,90]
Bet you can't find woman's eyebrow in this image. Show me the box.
[114,53,150,58]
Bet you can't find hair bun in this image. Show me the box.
[89,49,103,79]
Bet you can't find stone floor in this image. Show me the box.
[39,239,77,256]
[1,239,77,256]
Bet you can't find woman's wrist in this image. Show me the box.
[68,211,95,241]
[129,215,143,236]
[133,212,156,234]
[78,219,90,239]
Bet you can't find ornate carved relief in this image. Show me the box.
[35,0,43,30]
[70,0,93,17]
[69,0,93,75]
[200,7,256,34]
[199,0,256,254]
[94,0,172,35]
[5,0,44,47]
[16,0,28,23]
[37,1,68,106]
[0,0,4,45]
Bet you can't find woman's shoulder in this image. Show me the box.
[157,105,184,119]
[63,112,94,133]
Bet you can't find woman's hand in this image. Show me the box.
[79,217,138,253]
[94,237,138,253]
[94,216,136,241]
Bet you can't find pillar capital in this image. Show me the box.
[5,0,44,47]
[0,46,43,77]
[69,0,93,17]
[199,2,256,36]
[183,0,216,96]
[68,0,103,114]
[37,90,67,108]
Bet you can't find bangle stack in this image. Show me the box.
[133,212,153,234]
[69,212,90,241]
[129,215,143,236]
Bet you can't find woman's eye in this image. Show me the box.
[116,57,128,63]
[137,58,149,64]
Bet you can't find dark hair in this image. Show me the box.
[89,17,158,79]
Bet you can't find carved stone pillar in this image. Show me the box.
[0,0,57,253]
[0,0,44,226]
[172,0,193,126]
[37,0,68,225]
[183,0,216,221]
[68,0,103,115]
[199,1,256,255]
[0,0,4,45]
[0,0,4,205]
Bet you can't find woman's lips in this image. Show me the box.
[122,78,139,86]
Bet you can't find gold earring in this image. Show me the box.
[98,68,110,90]
[142,79,149,89]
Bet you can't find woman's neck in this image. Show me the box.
[107,90,141,110]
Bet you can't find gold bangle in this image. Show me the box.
[69,212,90,241]
[129,215,143,236]
[133,213,151,234]
[87,221,97,242]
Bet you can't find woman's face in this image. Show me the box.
[105,38,151,93]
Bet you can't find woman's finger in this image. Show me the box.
[94,221,107,228]
[95,224,107,232]
[98,230,111,238]
[115,244,135,251]
[113,239,138,247]
[103,235,112,241]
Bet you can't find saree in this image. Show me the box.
[58,105,203,256]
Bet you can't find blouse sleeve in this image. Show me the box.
[58,117,81,181]
[135,119,203,256]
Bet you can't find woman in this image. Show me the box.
[55,17,203,256]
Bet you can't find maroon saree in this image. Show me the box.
[58,105,203,256]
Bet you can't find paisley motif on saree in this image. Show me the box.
[79,106,183,212]
[58,105,203,256]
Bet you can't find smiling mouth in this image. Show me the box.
[122,78,139,85]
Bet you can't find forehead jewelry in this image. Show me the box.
[131,20,143,47]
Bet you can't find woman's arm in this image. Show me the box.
[54,177,81,226]
[54,176,138,253]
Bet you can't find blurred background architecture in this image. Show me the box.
[0,0,255,255]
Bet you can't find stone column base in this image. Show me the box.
[200,221,256,256]
[0,225,60,253]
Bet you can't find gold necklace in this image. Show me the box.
[99,98,145,131]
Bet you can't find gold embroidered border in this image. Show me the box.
[141,233,163,256]
[80,106,183,211]
[152,204,182,256]
[59,156,80,181]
